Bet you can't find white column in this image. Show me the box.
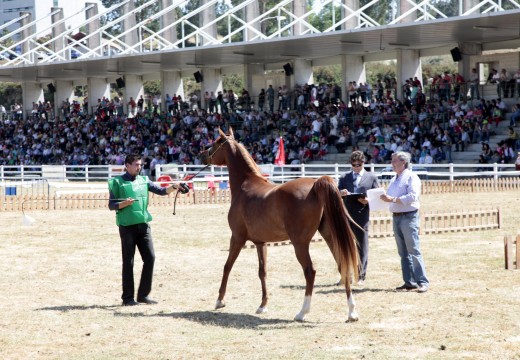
[248,64,266,101]
[160,0,177,43]
[123,74,145,115]
[87,77,110,114]
[201,0,216,45]
[341,55,366,103]
[396,49,422,100]
[343,0,359,29]
[293,59,313,87]
[245,1,260,41]
[463,0,480,15]
[398,0,417,23]
[458,43,482,81]
[55,80,75,118]
[22,83,44,120]
[161,71,184,111]
[85,2,100,51]
[51,8,65,53]
[292,0,306,36]
[202,68,223,96]
[123,1,137,48]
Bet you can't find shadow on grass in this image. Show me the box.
[280,283,390,294]
[120,310,311,329]
[36,305,314,329]
[36,304,120,312]
[168,311,312,329]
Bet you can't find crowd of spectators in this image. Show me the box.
[1,74,519,173]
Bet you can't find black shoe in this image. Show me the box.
[395,284,418,291]
[122,299,139,306]
[137,297,158,305]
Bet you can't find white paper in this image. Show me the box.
[366,188,389,211]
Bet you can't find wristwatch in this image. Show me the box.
[392,197,397,203]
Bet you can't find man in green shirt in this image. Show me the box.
[108,154,186,306]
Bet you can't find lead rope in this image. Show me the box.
[172,138,229,215]
[172,183,190,215]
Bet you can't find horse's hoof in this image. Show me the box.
[215,300,225,309]
[256,306,267,314]
[347,312,359,322]
[294,313,306,322]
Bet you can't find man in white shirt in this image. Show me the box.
[514,69,520,99]
[311,117,322,137]
[380,151,429,293]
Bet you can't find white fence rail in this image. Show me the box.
[0,163,519,185]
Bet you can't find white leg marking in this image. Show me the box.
[294,295,312,322]
[215,299,225,309]
[347,294,359,322]
[256,306,268,314]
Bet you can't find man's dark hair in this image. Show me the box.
[125,154,142,165]
[350,150,366,164]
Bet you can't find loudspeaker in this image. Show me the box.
[193,71,203,83]
[283,63,293,76]
[47,83,56,93]
[450,47,462,62]
[116,77,125,88]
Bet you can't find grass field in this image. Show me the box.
[1,190,519,359]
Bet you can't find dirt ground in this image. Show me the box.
[0,190,519,360]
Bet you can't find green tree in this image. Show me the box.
[361,0,393,26]
[143,80,161,96]
[101,0,161,36]
[366,61,396,86]
[431,0,458,18]
[222,73,243,94]
[422,55,457,81]
[314,65,341,85]
[308,2,341,32]
[0,82,22,108]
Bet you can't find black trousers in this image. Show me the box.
[350,212,369,280]
[119,223,155,302]
[350,222,369,281]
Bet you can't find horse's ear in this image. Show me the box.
[228,126,235,139]
[218,127,226,139]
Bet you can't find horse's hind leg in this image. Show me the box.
[319,221,358,321]
[255,242,268,314]
[292,242,316,322]
[215,235,246,310]
[346,283,359,322]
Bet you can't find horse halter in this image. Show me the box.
[206,137,229,163]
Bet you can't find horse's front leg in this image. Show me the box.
[255,242,268,314]
[215,235,245,310]
[292,243,316,322]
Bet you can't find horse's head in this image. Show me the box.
[199,127,234,166]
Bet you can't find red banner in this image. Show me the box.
[275,137,285,166]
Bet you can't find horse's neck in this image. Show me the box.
[226,151,259,189]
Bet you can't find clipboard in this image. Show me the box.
[346,192,366,200]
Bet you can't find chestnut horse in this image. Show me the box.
[199,128,360,322]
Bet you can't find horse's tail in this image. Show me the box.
[313,176,359,283]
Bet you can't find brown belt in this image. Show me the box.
[392,210,418,217]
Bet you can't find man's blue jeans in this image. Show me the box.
[393,211,429,287]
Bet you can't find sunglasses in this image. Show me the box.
[351,163,363,167]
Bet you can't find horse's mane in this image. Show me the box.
[233,139,268,180]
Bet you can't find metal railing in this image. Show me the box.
[2,0,519,67]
